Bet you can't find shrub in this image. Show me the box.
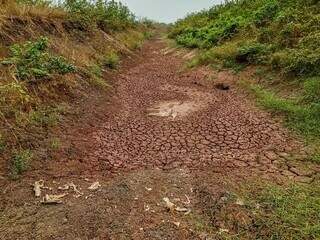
[236,42,272,64]
[1,37,75,82]
[103,52,119,69]
[252,1,279,26]
[63,0,136,31]
[278,23,302,47]
[170,0,320,78]
[11,149,33,177]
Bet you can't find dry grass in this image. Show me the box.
[0,1,66,21]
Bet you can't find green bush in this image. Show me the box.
[1,37,75,82]
[170,0,320,77]
[103,52,119,69]
[236,42,272,64]
[11,149,32,177]
[252,1,279,26]
[63,0,136,31]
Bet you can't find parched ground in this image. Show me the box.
[1,38,319,240]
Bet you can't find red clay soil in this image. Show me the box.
[1,38,319,240]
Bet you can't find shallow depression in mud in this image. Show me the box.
[146,100,200,119]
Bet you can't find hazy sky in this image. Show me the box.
[118,0,223,23]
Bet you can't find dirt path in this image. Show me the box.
[1,38,319,240]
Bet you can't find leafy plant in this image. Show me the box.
[11,149,33,177]
[63,0,136,31]
[1,37,75,82]
[236,42,272,64]
[103,52,119,69]
[169,0,320,77]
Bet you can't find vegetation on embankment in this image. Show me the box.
[0,0,153,178]
[169,0,320,152]
[192,179,320,240]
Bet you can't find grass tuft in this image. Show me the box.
[11,149,32,178]
[103,52,120,69]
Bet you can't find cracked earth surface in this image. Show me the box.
[72,38,317,182]
[1,38,320,240]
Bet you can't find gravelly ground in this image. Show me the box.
[1,38,319,240]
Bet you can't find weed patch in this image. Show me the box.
[244,82,320,139]
[11,149,32,178]
[103,52,119,69]
[49,137,61,150]
[243,182,320,239]
[1,37,75,82]
[83,65,109,89]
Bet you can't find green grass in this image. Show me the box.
[244,82,320,139]
[190,180,320,239]
[103,52,120,69]
[243,182,320,240]
[83,65,109,89]
[240,79,320,163]
[11,149,33,178]
[61,0,136,31]
[49,137,61,150]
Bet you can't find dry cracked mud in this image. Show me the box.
[1,38,319,240]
